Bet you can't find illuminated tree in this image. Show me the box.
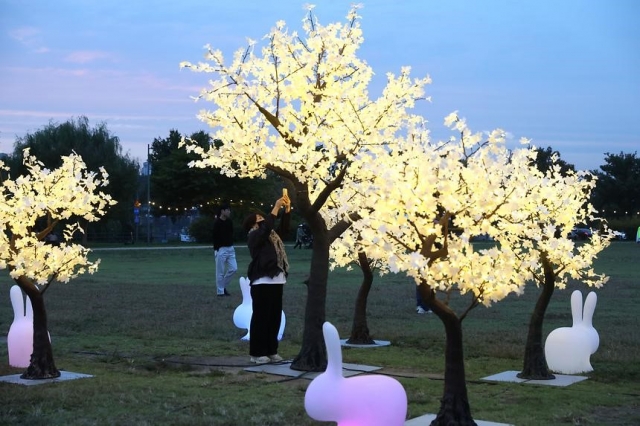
[181,4,430,371]
[514,152,611,379]
[0,150,114,379]
[332,114,602,425]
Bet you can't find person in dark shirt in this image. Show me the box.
[242,194,290,364]
[212,203,237,297]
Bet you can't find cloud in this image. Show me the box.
[64,50,118,64]
[8,27,39,42]
[8,26,49,53]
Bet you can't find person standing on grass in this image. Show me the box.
[212,203,237,297]
[242,193,291,364]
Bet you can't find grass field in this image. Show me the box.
[0,242,639,425]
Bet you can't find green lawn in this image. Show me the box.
[0,242,638,425]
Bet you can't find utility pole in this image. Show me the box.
[147,144,151,244]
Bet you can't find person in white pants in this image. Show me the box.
[213,203,237,296]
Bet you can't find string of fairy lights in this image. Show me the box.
[137,197,285,213]
[136,198,639,216]
[141,200,638,216]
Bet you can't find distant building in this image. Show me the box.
[141,161,152,176]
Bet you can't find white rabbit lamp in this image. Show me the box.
[304,321,407,426]
[233,277,285,341]
[545,290,599,374]
[7,285,35,368]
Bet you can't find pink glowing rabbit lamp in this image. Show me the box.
[304,321,407,426]
[7,285,35,368]
[233,277,285,341]
[545,290,599,374]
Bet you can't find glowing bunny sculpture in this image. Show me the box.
[232,277,285,341]
[545,290,599,374]
[304,321,407,426]
[7,285,36,368]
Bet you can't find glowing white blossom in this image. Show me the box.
[0,150,115,289]
[180,5,610,313]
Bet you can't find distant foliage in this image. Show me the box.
[8,116,139,238]
[591,151,640,220]
[188,215,215,243]
[150,130,280,221]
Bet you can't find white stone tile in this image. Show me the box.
[480,370,588,387]
[406,413,513,425]
[0,371,93,386]
[340,339,391,348]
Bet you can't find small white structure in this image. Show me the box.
[304,322,407,426]
[232,277,285,341]
[7,285,34,368]
[545,290,599,374]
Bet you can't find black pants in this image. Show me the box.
[249,284,283,357]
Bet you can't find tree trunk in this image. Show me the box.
[517,256,556,380]
[290,226,329,372]
[19,283,60,380]
[418,283,476,426]
[346,252,375,345]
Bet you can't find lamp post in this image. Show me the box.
[147,144,151,244]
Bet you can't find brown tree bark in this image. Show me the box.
[16,277,60,380]
[346,252,375,345]
[290,221,329,372]
[284,170,351,371]
[517,255,556,380]
[418,283,477,426]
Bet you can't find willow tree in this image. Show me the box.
[180,4,430,371]
[0,150,114,379]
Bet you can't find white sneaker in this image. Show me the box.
[416,307,427,314]
[250,356,271,364]
[268,354,283,362]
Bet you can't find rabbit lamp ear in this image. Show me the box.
[233,277,252,340]
[570,289,583,326]
[7,285,34,368]
[545,290,599,374]
[304,321,407,426]
[582,292,599,354]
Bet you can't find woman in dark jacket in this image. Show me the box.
[242,195,290,364]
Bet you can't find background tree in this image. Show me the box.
[591,151,640,227]
[0,150,114,379]
[150,130,281,233]
[150,130,217,220]
[8,116,138,242]
[533,146,576,174]
[181,5,431,371]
